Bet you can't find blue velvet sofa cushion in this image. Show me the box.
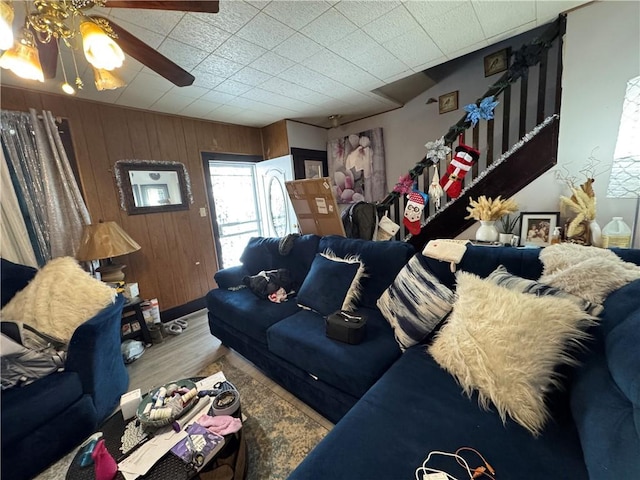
[318,236,414,308]
[267,308,401,398]
[290,345,588,480]
[1,258,37,308]
[206,288,301,345]
[296,252,364,315]
[239,235,320,287]
[571,353,640,480]
[1,371,84,447]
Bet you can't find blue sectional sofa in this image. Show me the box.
[1,258,129,480]
[206,239,640,479]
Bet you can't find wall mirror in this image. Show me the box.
[115,160,192,215]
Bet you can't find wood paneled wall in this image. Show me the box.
[1,86,264,312]
[261,120,289,159]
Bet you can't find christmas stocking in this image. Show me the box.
[439,144,480,198]
[403,191,426,236]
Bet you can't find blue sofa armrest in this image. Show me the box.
[65,294,128,422]
[214,265,249,289]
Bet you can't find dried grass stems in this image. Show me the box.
[560,179,597,237]
[465,196,518,222]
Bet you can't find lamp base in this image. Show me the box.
[97,263,126,283]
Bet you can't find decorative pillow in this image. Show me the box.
[377,256,454,351]
[1,257,116,342]
[296,251,365,316]
[487,265,603,316]
[540,244,640,304]
[428,271,596,436]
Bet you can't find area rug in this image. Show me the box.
[36,355,330,480]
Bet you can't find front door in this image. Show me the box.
[254,155,298,237]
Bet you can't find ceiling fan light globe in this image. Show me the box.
[0,42,45,82]
[93,66,126,90]
[62,82,75,95]
[80,21,125,71]
[0,1,14,50]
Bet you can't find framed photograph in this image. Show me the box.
[438,91,458,114]
[484,48,509,77]
[304,160,325,179]
[519,212,560,247]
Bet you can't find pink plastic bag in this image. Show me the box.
[92,439,117,480]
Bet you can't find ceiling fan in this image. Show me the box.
[11,0,220,88]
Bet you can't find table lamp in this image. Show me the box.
[606,74,640,247]
[76,221,141,282]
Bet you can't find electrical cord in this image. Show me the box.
[415,450,473,480]
[455,447,496,480]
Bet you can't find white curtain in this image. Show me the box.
[1,109,91,264]
[0,149,37,267]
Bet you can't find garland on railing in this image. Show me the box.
[378,16,562,211]
[417,114,559,230]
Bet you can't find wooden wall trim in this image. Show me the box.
[261,119,289,159]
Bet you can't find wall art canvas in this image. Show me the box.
[327,128,386,204]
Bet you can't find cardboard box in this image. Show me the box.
[123,282,139,299]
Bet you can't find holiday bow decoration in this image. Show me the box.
[424,137,451,163]
[464,96,500,127]
[439,143,481,199]
[393,173,414,194]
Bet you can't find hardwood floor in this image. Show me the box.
[128,310,334,431]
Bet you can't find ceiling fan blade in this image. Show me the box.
[103,1,219,13]
[92,16,194,87]
[30,29,58,80]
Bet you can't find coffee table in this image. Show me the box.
[66,378,246,480]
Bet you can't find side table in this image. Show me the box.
[121,297,152,345]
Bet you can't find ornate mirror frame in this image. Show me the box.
[115,160,193,215]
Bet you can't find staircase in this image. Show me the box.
[378,15,567,252]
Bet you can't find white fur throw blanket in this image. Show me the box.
[1,257,116,342]
[539,244,640,305]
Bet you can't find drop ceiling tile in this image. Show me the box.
[116,86,167,109]
[189,2,259,34]
[362,5,421,44]
[230,67,273,86]
[350,44,409,80]
[327,29,378,63]
[302,49,380,90]
[260,77,333,105]
[249,52,296,76]
[128,71,174,92]
[168,85,209,99]
[383,27,443,68]
[199,90,236,105]
[402,1,466,25]
[150,93,197,114]
[214,79,253,96]
[198,55,244,78]
[228,111,280,127]
[200,90,238,104]
[235,13,296,49]
[301,8,358,48]
[334,1,402,27]
[191,69,225,89]
[419,3,486,54]
[241,88,310,112]
[169,14,232,53]
[487,21,537,45]
[106,19,165,49]
[471,1,535,38]
[263,1,331,30]
[411,55,448,73]
[214,36,267,65]
[283,65,356,97]
[158,38,209,71]
[179,99,223,118]
[211,104,248,116]
[75,88,123,104]
[108,8,184,36]
[245,1,270,11]
[273,33,323,63]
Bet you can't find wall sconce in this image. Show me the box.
[328,115,342,128]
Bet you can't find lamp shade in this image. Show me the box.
[0,41,44,82]
[76,221,141,261]
[0,1,14,51]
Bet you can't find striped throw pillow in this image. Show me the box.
[487,265,603,316]
[377,255,455,351]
